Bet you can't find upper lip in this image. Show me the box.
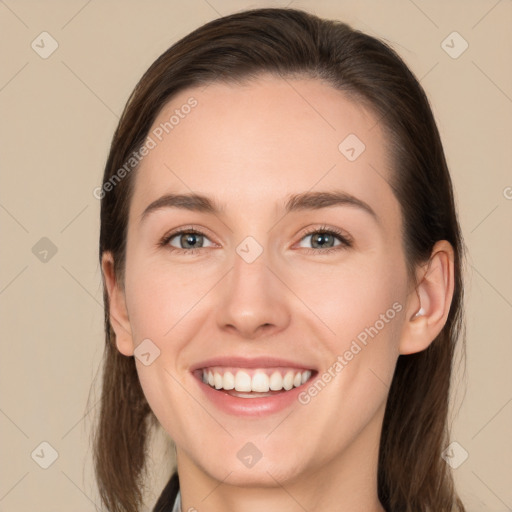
[190,356,316,372]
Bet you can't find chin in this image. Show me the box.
[197,451,309,488]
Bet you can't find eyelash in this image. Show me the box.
[158,224,353,256]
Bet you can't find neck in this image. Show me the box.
[176,405,386,512]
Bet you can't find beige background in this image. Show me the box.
[1,0,511,510]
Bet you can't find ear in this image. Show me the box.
[399,240,455,355]
[101,252,135,356]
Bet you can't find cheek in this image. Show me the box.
[124,253,216,342]
[133,360,199,453]
[290,253,406,406]
[290,252,405,339]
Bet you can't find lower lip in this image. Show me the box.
[193,373,315,417]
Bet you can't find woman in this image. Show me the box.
[93,7,467,512]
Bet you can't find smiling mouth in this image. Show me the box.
[194,367,315,398]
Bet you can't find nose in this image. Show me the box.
[215,245,291,340]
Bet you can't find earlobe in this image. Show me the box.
[399,240,455,355]
[101,252,135,357]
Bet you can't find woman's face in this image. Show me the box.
[108,75,417,487]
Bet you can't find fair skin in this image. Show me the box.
[102,75,454,512]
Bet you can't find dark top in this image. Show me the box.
[153,472,180,512]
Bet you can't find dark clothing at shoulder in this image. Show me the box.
[153,472,179,512]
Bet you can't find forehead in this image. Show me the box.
[129,74,398,229]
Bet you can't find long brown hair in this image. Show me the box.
[92,7,467,512]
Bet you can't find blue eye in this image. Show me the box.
[159,224,352,255]
[161,229,215,252]
[297,225,352,253]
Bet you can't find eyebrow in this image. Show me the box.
[140,190,379,224]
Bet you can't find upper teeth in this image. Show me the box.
[201,368,312,392]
